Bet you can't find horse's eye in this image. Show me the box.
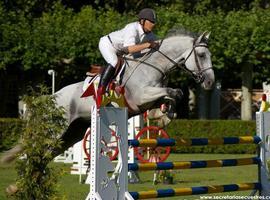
[198,53,205,58]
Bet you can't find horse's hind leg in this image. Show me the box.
[0,143,23,164]
[1,144,22,195]
[1,118,90,196]
[1,118,90,165]
[51,117,90,158]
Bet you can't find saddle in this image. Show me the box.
[86,64,103,77]
[86,57,124,78]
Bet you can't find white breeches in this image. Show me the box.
[99,36,118,67]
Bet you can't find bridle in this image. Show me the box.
[157,38,212,83]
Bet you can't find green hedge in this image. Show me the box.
[0,118,24,151]
[0,119,257,154]
[165,120,257,154]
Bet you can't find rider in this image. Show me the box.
[97,8,159,106]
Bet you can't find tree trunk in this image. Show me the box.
[198,86,211,119]
[241,63,253,120]
[0,69,19,118]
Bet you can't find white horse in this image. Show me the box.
[1,30,214,163]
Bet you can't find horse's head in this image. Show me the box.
[181,32,215,90]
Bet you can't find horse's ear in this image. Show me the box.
[205,31,211,40]
[196,31,210,44]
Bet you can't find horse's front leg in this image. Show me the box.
[136,86,183,118]
[137,86,183,104]
[166,88,183,100]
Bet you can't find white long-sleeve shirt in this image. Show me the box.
[99,21,156,67]
[108,21,156,49]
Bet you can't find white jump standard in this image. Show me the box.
[85,106,132,200]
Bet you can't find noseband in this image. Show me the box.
[157,39,212,83]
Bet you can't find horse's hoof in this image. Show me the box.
[6,184,18,195]
[167,112,177,119]
[175,89,183,99]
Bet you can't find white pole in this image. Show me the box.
[147,110,150,160]
[79,141,82,184]
[48,69,55,94]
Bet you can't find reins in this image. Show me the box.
[121,51,153,87]
[156,39,212,83]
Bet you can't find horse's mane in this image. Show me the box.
[165,27,198,39]
[165,27,209,45]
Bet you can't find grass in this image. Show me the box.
[0,153,260,200]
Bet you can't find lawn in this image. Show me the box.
[0,153,259,200]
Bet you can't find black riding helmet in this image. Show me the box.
[138,8,157,24]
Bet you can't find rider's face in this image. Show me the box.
[142,19,155,33]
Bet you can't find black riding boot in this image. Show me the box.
[97,64,116,107]
[98,64,116,89]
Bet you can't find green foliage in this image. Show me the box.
[155,6,270,85]
[22,2,74,70]
[59,0,267,14]
[1,4,130,81]
[0,119,24,151]
[0,8,31,69]
[165,119,257,154]
[0,1,269,87]
[66,7,126,66]
[3,0,56,17]
[14,86,67,200]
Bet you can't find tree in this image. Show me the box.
[154,6,270,119]
[2,0,56,17]
[221,9,270,120]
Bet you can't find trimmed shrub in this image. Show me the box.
[165,120,257,154]
[0,118,258,154]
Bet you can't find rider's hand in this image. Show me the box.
[148,41,160,50]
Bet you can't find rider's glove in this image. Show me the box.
[149,41,160,50]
